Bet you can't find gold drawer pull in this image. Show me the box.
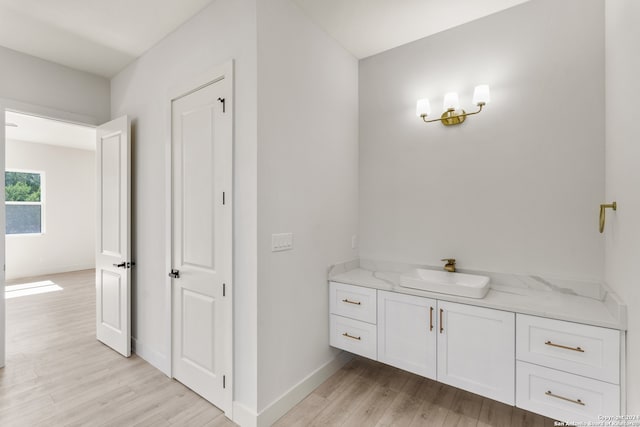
[342,298,361,305]
[545,390,585,406]
[545,341,585,352]
[342,332,361,341]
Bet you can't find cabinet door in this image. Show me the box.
[437,301,515,405]
[377,290,437,379]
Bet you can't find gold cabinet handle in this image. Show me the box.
[342,332,361,341]
[439,308,444,333]
[342,298,361,305]
[429,307,434,331]
[545,341,585,353]
[599,202,617,233]
[545,390,585,406]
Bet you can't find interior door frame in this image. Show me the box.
[164,61,234,400]
[0,98,101,368]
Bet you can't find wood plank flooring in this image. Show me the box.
[2,270,556,426]
[275,357,558,427]
[1,270,234,427]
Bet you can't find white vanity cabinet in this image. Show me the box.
[377,290,437,379]
[328,281,623,422]
[437,301,515,405]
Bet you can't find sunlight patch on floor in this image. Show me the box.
[5,280,63,299]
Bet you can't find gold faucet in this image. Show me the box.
[441,258,456,273]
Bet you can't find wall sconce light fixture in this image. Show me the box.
[417,85,490,126]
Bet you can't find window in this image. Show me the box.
[5,171,44,235]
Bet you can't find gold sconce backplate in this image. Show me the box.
[441,109,467,126]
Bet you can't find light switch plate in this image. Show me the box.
[272,233,293,252]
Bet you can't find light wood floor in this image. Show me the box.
[1,269,235,427]
[2,270,556,427]
[275,357,557,427]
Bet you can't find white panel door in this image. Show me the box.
[377,290,437,379]
[96,115,131,357]
[437,301,515,405]
[171,77,232,415]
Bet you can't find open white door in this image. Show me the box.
[171,74,232,414]
[96,115,131,357]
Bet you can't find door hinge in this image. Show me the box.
[223,375,226,389]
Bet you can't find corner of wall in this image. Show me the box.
[255,352,352,426]
[255,0,359,416]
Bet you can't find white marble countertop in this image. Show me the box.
[328,259,627,330]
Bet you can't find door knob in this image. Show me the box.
[113,262,127,268]
[169,269,180,279]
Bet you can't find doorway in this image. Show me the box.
[3,110,97,359]
[4,111,96,280]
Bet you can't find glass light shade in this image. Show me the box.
[416,98,431,117]
[473,85,491,105]
[443,92,460,111]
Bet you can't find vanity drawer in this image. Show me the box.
[516,314,619,383]
[330,314,377,360]
[516,361,619,423]
[329,282,377,324]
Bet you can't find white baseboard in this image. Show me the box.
[131,337,170,376]
[5,263,95,281]
[129,343,351,427]
[253,351,353,427]
[232,402,259,427]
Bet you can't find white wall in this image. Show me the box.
[0,46,109,368]
[256,0,358,415]
[605,0,640,412]
[5,140,95,280]
[0,45,110,124]
[358,0,605,280]
[112,1,358,420]
[110,0,259,413]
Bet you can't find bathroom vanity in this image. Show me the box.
[328,260,627,423]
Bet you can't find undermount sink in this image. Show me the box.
[400,268,490,299]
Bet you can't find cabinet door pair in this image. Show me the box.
[377,291,515,405]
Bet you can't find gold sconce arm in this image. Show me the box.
[599,201,617,233]
[421,104,485,126]
[421,115,448,123]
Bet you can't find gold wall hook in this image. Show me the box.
[599,201,617,233]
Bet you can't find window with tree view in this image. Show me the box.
[5,171,43,235]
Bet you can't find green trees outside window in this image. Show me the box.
[5,172,41,202]
[5,171,43,234]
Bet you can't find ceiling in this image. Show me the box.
[0,0,530,78]
[0,0,214,78]
[292,0,531,59]
[5,111,96,151]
